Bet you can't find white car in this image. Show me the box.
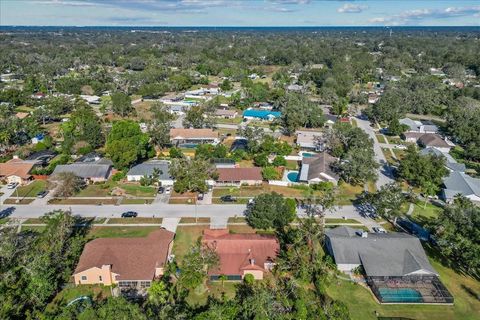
[165,186,172,195]
[373,227,387,233]
[6,182,18,189]
[395,144,407,150]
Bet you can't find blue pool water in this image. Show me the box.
[302,152,316,158]
[287,171,299,182]
[378,288,423,303]
[179,143,198,149]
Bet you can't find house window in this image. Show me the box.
[99,276,103,282]
[140,281,151,288]
[81,276,87,281]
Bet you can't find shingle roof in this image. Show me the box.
[325,226,437,277]
[0,158,36,179]
[418,134,450,148]
[419,148,465,172]
[216,167,262,182]
[170,128,219,139]
[53,163,111,179]
[74,229,174,281]
[202,229,279,276]
[215,109,237,117]
[443,171,480,199]
[127,160,171,179]
[299,152,339,181]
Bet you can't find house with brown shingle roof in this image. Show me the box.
[215,167,263,186]
[417,134,453,153]
[73,229,174,291]
[0,157,38,185]
[202,229,279,280]
[169,128,220,147]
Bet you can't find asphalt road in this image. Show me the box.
[354,116,394,189]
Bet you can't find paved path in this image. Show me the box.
[161,218,181,232]
[355,116,394,189]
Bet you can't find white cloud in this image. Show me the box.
[337,3,368,13]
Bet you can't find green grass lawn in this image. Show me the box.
[46,284,111,313]
[120,198,153,204]
[0,217,9,224]
[335,183,365,205]
[75,183,156,198]
[179,217,211,224]
[87,226,160,239]
[172,226,205,264]
[20,225,46,233]
[117,184,157,197]
[327,247,480,320]
[375,134,387,144]
[75,184,111,197]
[325,218,361,224]
[411,201,443,226]
[107,218,163,224]
[3,198,35,204]
[187,281,237,306]
[228,217,246,223]
[286,160,299,170]
[15,180,47,197]
[214,117,243,125]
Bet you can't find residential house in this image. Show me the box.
[126,160,173,186]
[212,158,236,169]
[242,109,281,121]
[399,118,439,134]
[419,148,466,173]
[230,138,248,152]
[215,167,263,186]
[417,134,453,153]
[80,95,101,105]
[325,226,453,304]
[441,171,480,204]
[298,152,339,185]
[202,229,279,280]
[26,150,57,165]
[295,130,323,151]
[0,157,38,185]
[214,109,238,119]
[169,128,220,147]
[53,161,112,183]
[73,229,174,291]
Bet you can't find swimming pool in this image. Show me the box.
[287,171,299,182]
[378,288,423,303]
[178,143,198,149]
[302,152,316,158]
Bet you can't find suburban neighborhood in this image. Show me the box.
[0,3,479,319]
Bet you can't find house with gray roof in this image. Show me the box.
[419,147,466,172]
[298,152,339,185]
[126,160,173,186]
[295,130,323,150]
[53,163,112,183]
[442,171,480,204]
[399,118,438,134]
[325,226,453,304]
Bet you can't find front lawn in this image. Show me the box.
[172,226,205,264]
[179,217,210,224]
[325,218,361,224]
[375,134,387,144]
[117,184,157,197]
[15,180,47,197]
[87,226,160,239]
[75,183,157,198]
[106,218,163,224]
[75,184,111,197]
[411,201,443,226]
[327,247,480,320]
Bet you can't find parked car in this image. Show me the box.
[165,186,172,195]
[121,211,138,218]
[36,190,48,198]
[197,193,204,201]
[158,186,165,194]
[395,144,407,150]
[220,195,236,202]
[373,227,387,233]
[6,182,18,189]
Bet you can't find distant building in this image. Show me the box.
[214,109,238,119]
[295,130,323,151]
[242,109,281,121]
[399,118,438,134]
[0,157,38,185]
[202,229,279,280]
[73,229,174,292]
[417,134,453,153]
[126,160,173,186]
[53,161,112,183]
[442,171,480,204]
[298,152,339,185]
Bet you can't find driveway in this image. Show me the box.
[0,184,17,204]
[355,117,394,189]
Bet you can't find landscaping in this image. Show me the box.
[172,226,205,263]
[3,198,35,204]
[46,284,111,314]
[15,180,48,197]
[179,217,210,224]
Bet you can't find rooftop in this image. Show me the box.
[216,167,262,182]
[299,152,339,182]
[0,158,37,179]
[170,128,219,139]
[443,171,480,199]
[74,229,174,281]
[127,160,171,179]
[53,163,111,179]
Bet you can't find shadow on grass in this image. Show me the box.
[461,284,480,301]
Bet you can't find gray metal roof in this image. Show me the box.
[325,227,437,277]
[442,171,480,199]
[53,163,111,179]
[127,160,171,179]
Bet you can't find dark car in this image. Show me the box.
[220,195,236,202]
[121,211,138,218]
[197,193,204,201]
[158,187,165,194]
[36,190,48,198]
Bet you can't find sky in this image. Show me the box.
[1,0,480,27]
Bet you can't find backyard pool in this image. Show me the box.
[378,288,423,303]
[287,171,299,182]
[301,152,316,158]
[178,143,198,149]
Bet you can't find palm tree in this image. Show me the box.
[219,274,227,289]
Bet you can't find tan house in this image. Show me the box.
[215,167,263,186]
[0,157,37,184]
[73,229,174,291]
[202,229,279,280]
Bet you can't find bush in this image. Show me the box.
[112,171,126,182]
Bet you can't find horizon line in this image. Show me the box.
[1,25,479,28]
